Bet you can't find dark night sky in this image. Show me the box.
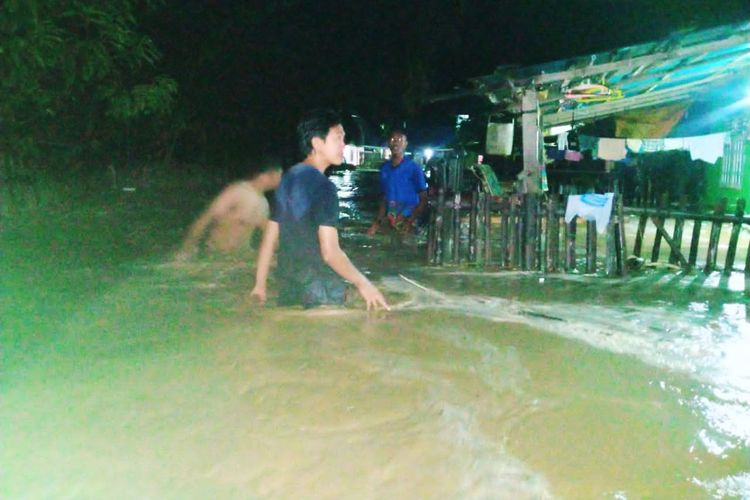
[145,0,750,160]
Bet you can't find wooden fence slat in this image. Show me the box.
[469,190,478,263]
[451,192,461,264]
[475,192,484,265]
[524,194,538,271]
[634,214,648,256]
[651,215,663,262]
[688,219,701,268]
[617,195,627,276]
[606,215,617,277]
[546,195,560,272]
[669,217,685,265]
[435,188,445,265]
[724,198,745,274]
[586,220,597,273]
[651,217,689,267]
[566,217,577,271]
[536,196,544,271]
[704,198,727,273]
[483,194,492,264]
[511,197,521,268]
[427,206,437,263]
[500,202,510,267]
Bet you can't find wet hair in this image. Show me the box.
[389,128,408,140]
[296,109,342,157]
[248,152,283,179]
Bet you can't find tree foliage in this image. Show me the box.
[0,0,177,171]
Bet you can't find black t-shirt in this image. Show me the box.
[271,163,339,292]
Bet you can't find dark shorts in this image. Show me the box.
[278,270,347,309]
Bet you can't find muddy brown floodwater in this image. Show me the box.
[2,169,748,498]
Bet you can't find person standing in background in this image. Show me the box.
[367,129,427,237]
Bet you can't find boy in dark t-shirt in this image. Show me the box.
[272,162,344,306]
[250,110,389,310]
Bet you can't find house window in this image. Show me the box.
[721,131,744,189]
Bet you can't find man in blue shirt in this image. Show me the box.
[367,129,427,236]
[250,109,388,310]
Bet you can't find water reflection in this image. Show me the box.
[338,168,750,487]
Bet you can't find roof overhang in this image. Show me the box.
[464,21,750,129]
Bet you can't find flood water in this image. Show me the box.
[2,170,749,498]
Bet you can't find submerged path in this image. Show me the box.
[2,170,749,498]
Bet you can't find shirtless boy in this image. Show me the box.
[176,159,282,260]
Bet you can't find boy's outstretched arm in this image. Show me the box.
[318,226,389,310]
[250,220,279,303]
[176,210,213,259]
[176,188,236,260]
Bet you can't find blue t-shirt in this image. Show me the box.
[379,157,427,217]
[271,163,342,302]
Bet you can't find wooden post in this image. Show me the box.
[435,188,445,265]
[511,196,521,268]
[469,190,478,263]
[452,192,461,264]
[537,196,544,271]
[688,219,702,269]
[606,213,617,277]
[586,220,597,273]
[651,214,663,263]
[524,194,538,271]
[668,197,687,266]
[724,198,745,274]
[546,195,560,272]
[566,217,577,271]
[483,194,492,264]
[521,91,542,194]
[669,216,685,266]
[651,217,689,267]
[427,202,436,263]
[475,192,485,266]
[616,194,627,276]
[518,196,527,268]
[704,198,727,273]
[633,214,648,257]
[501,200,511,267]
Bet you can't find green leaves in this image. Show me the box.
[0,0,176,170]
[108,76,178,120]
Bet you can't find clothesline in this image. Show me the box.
[580,132,726,163]
[549,131,727,164]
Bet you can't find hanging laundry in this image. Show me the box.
[618,155,638,167]
[545,146,565,161]
[557,132,568,151]
[597,138,627,161]
[486,122,514,156]
[568,131,580,150]
[685,132,726,164]
[641,139,665,152]
[615,102,688,138]
[664,138,687,151]
[579,135,598,153]
[564,150,583,161]
[625,138,643,153]
[564,193,614,234]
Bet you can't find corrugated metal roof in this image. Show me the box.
[468,21,750,127]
